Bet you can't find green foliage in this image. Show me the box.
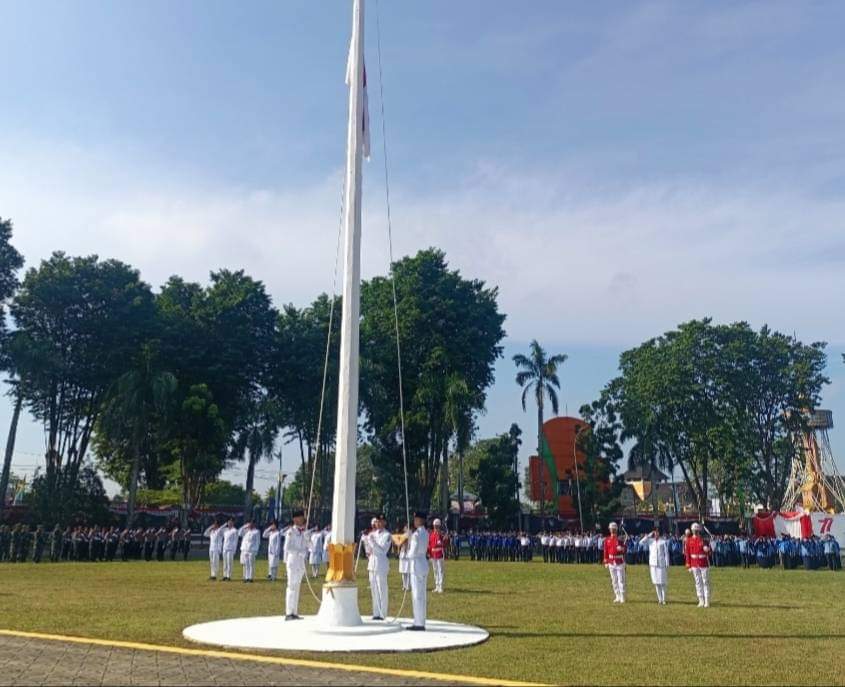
[26,464,111,526]
[609,319,828,516]
[361,248,505,511]
[470,425,521,529]
[10,253,156,521]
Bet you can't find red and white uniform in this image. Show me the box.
[603,534,626,602]
[428,530,446,593]
[686,535,711,607]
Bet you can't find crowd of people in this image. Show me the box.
[452,529,841,572]
[0,524,193,563]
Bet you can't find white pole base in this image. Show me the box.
[316,583,363,628]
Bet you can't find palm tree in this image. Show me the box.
[445,374,478,529]
[232,395,281,520]
[513,341,567,517]
[101,343,176,526]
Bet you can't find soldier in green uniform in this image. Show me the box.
[50,525,62,562]
[9,524,21,562]
[18,525,33,562]
[0,525,9,561]
[32,525,46,563]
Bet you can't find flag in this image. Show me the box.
[539,432,559,497]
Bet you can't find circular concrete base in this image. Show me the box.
[183,615,489,653]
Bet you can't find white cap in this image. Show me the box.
[371,517,378,526]
[692,523,702,532]
[608,522,618,530]
[433,518,442,527]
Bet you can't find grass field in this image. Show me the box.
[0,558,842,685]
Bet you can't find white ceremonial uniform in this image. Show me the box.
[643,533,670,604]
[283,526,310,616]
[204,525,223,578]
[221,525,238,579]
[263,528,281,580]
[407,525,429,628]
[309,530,324,577]
[239,526,260,581]
[366,528,392,619]
[398,539,410,590]
[321,528,331,565]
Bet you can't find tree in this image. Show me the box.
[445,374,479,525]
[578,391,624,528]
[361,249,505,512]
[513,340,567,516]
[96,342,177,526]
[10,253,156,520]
[167,384,228,525]
[0,217,24,514]
[27,464,111,526]
[471,426,521,530]
[230,395,281,519]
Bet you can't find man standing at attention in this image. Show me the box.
[406,511,429,631]
[239,520,260,583]
[641,527,670,604]
[365,513,392,620]
[221,519,238,581]
[686,523,711,608]
[428,518,446,594]
[203,520,223,581]
[263,520,281,581]
[283,509,310,621]
[603,522,626,604]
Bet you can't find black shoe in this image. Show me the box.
[405,625,425,632]
[209,576,216,581]
[292,614,303,620]
[284,614,296,621]
[372,616,384,621]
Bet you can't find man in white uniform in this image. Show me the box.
[239,520,260,583]
[641,527,670,604]
[308,527,324,578]
[283,509,310,620]
[365,513,392,620]
[203,520,223,580]
[221,519,238,581]
[406,511,429,631]
[263,520,281,581]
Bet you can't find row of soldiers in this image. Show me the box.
[0,524,193,563]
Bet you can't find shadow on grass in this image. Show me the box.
[625,600,801,610]
[444,588,495,595]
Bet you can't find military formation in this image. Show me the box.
[0,524,193,563]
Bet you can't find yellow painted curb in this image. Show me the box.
[0,628,547,687]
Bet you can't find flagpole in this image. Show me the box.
[318,0,365,627]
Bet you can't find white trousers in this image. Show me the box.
[241,552,255,580]
[209,549,220,578]
[268,553,279,580]
[654,584,667,603]
[369,570,389,618]
[223,551,234,578]
[691,567,710,605]
[401,572,410,590]
[431,558,444,591]
[608,564,626,601]
[410,571,428,628]
[286,564,304,616]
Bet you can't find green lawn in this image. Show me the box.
[0,558,842,685]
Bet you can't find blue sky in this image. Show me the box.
[1,0,844,496]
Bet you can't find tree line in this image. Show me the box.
[0,216,505,526]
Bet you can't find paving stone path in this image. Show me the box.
[0,635,451,686]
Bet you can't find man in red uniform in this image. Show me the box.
[428,518,446,593]
[686,523,711,608]
[603,522,626,603]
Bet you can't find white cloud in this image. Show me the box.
[3,138,844,350]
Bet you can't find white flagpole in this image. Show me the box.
[319,0,365,627]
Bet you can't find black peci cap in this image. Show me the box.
[292,509,305,518]
[413,510,427,520]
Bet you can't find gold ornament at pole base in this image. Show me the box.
[325,542,356,583]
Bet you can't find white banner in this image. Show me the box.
[772,514,805,539]
[808,513,845,544]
